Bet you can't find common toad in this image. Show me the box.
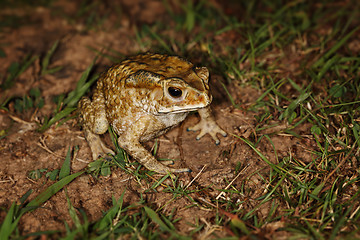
[78,53,226,174]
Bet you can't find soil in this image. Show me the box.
[0,0,318,238]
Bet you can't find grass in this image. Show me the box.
[1,0,360,239]
[0,148,198,239]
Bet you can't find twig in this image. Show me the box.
[185,164,207,189]
[324,142,357,183]
[216,164,249,200]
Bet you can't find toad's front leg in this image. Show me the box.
[187,106,227,145]
[117,117,191,174]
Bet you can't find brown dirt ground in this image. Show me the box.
[0,1,318,238]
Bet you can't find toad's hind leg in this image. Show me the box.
[78,96,115,160]
[78,94,108,135]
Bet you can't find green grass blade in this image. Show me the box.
[41,40,60,76]
[279,92,311,121]
[305,220,324,240]
[47,169,60,181]
[59,146,71,180]
[329,206,354,240]
[63,77,97,108]
[38,59,98,131]
[313,26,359,68]
[0,202,16,240]
[316,55,340,81]
[255,78,286,103]
[221,82,238,108]
[38,107,76,132]
[96,196,122,231]
[235,135,282,173]
[230,216,250,235]
[311,182,325,197]
[151,174,170,189]
[17,55,39,79]
[143,206,173,233]
[67,197,81,229]
[63,61,98,107]
[1,55,38,90]
[244,173,287,220]
[352,122,360,149]
[19,189,33,205]
[21,171,85,215]
[143,25,172,53]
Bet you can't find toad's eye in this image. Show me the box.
[168,87,182,98]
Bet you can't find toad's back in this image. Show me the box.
[97,53,204,93]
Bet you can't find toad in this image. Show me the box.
[78,53,226,174]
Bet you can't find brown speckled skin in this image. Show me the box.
[78,53,226,174]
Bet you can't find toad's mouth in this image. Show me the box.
[157,104,209,114]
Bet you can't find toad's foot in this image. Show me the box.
[159,160,175,165]
[84,128,115,160]
[127,145,191,174]
[144,161,191,174]
[188,119,227,145]
[187,107,227,145]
